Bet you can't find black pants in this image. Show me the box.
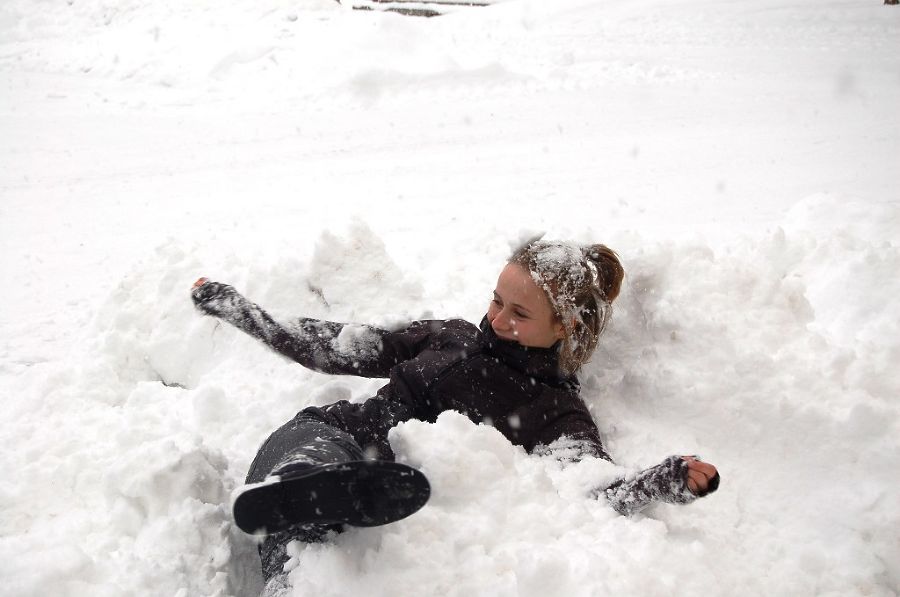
[247,407,366,581]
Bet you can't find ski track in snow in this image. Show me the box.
[1,0,898,596]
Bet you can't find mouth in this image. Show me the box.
[493,331,520,343]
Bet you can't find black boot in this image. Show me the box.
[235,411,430,536]
[233,459,431,535]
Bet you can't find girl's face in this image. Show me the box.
[487,263,565,348]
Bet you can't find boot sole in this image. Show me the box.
[233,460,431,535]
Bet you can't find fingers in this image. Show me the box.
[192,277,209,289]
[681,456,719,497]
[688,459,717,478]
[686,468,704,494]
[688,471,700,495]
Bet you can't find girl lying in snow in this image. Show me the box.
[191,240,719,586]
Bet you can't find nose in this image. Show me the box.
[491,308,515,333]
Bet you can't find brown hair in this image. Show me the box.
[510,240,624,375]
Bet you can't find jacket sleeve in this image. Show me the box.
[191,281,438,377]
[599,456,702,516]
[532,411,711,516]
[538,443,705,516]
[531,412,614,463]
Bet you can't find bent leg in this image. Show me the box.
[245,409,363,583]
[242,402,425,584]
[245,409,365,484]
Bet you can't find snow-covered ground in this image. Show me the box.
[1,0,898,595]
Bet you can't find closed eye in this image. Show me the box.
[493,293,530,319]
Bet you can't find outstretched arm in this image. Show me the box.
[534,417,720,516]
[601,455,719,516]
[190,278,436,377]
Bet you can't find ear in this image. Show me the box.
[553,319,567,340]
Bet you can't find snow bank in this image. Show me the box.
[285,411,626,597]
[5,213,896,596]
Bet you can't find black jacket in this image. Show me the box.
[192,281,711,515]
[289,316,611,462]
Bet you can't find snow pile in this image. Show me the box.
[286,411,627,597]
[4,215,896,596]
[1,0,898,596]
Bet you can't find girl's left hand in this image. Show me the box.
[682,456,719,497]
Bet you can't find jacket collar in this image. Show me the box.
[478,316,579,390]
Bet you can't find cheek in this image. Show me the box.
[487,302,498,320]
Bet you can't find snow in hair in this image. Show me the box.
[510,240,621,375]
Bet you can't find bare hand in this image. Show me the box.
[192,277,209,289]
[682,456,719,497]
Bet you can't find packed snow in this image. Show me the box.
[1,0,898,596]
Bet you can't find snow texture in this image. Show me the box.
[521,241,589,306]
[332,325,385,365]
[1,0,899,596]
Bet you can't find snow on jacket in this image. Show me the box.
[192,281,707,515]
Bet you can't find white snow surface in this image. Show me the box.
[1,0,898,595]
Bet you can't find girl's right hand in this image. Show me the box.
[190,278,238,315]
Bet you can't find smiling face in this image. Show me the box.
[487,263,565,348]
